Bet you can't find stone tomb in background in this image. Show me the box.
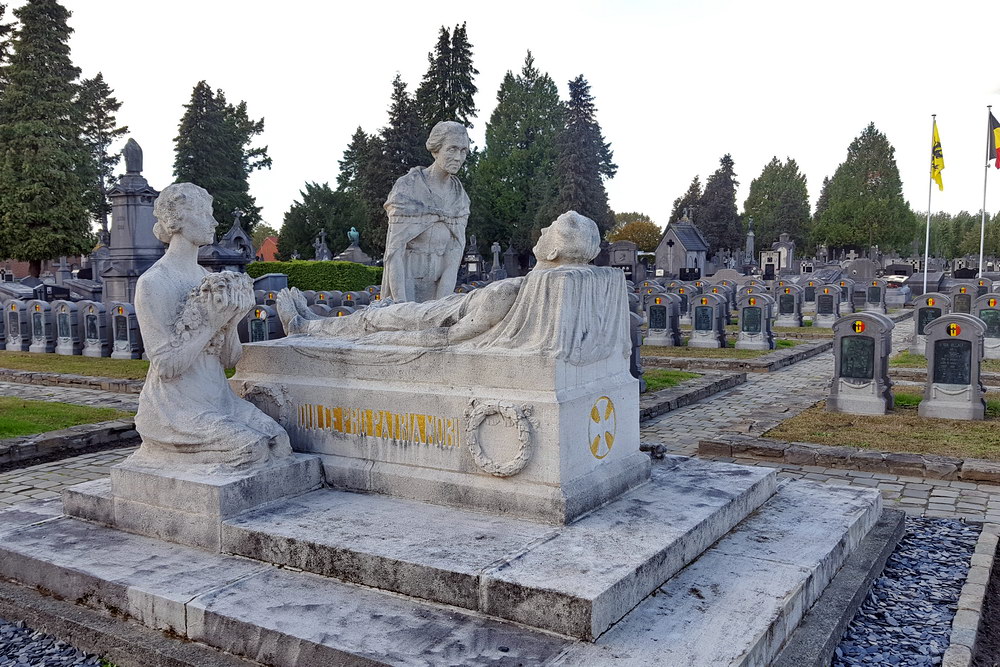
[918,313,987,421]
[827,312,895,415]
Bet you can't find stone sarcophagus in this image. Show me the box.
[233,264,647,525]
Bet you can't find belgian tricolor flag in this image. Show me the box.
[990,111,1000,169]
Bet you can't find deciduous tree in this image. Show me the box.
[608,218,661,251]
[277,182,368,260]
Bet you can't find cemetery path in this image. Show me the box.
[2,318,999,522]
[642,318,1000,524]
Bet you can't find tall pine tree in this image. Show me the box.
[0,4,12,89]
[467,52,563,257]
[173,81,271,235]
[0,0,92,277]
[77,72,128,234]
[669,176,702,223]
[382,74,429,175]
[539,74,616,235]
[742,157,810,250]
[697,154,742,254]
[812,123,915,251]
[414,23,479,130]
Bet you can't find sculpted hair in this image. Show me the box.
[554,211,602,263]
[152,183,211,243]
[426,121,469,154]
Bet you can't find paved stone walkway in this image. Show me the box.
[3,316,999,522]
[641,317,1000,523]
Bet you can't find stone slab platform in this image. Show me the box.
[222,455,776,640]
[0,472,882,666]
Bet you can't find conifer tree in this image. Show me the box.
[812,123,915,251]
[415,23,478,130]
[468,52,563,256]
[77,72,128,234]
[539,75,616,235]
[382,74,429,175]
[0,4,12,88]
[697,154,742,253]
[173,81,271,235]
[669,176,702,223]
[336,126,371,193]
[0,0,92,277]
[742,157,810,250]
[277,182,368,260]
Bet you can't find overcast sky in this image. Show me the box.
[21,0,1000,233]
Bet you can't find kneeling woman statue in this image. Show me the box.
[128,183,291,471]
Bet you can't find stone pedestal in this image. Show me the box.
[66,453,324,551]
[233,338,647,525]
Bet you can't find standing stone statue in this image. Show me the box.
[128,183,292,470]
[381,121,470,303]
[313,230,332,261]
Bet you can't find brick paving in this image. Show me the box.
[2,316,999,521]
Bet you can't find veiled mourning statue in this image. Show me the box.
[380,120,470,303]
[129,183,292,471]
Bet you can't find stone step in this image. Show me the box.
[0,464,881,666]
[219,455,776,640]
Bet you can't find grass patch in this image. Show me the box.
[889,351,1000,374]
[764,386,1000,460]
[0,351,237,379]
[643,369,700,392]
[0,397,133,439]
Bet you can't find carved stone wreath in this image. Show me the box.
[465,399,536,477]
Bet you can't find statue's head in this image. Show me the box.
[426,121,470,176]
[152,183,217,246]
[532,211,601,269]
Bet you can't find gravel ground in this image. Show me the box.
[834,517,980,667]
[0,618,102,667]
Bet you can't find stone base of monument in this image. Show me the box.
[0,455,885,666]
[813,312,838,328]
[775,314,802,328]
[985,337,1000,359]
[735,331,773,350]
[918,383,986,420]
[826,377,894,415]
[643,331,674,347]
[63,453,324,551]
[687,330,725,348]
[232,337,649,525]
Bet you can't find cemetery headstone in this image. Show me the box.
[918,313,987,420]
[801,279,819,314]
[26,300,56,353]
[837,278,857,313]
[827,312,895,415]
[5,300,29,351]
[51,300,82,355]
[343,291,371,307]
[910,293,951,355]
[735,293,775,350]
[329,305,356,317]
[78,301,109,357]
[949,283,975,314]
[974,293,1000,360]
[109,302,143,359]
[670,285,693,326]
[812,285,842,328]
[242,305,285,343]
[315,290,343,307]
[775,285,804,327]
[299,290,317,306]
[688,293,727,349]
[862,279,888,314]
[310,303,333,317]
[643,293,681,347]
[707,285,733,324]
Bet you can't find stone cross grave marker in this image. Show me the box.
[827,312,895,415]
[975,293,1000,359]
[735,293,775,350]
[910,292,951,355]
[918,313,987,420]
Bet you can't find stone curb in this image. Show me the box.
[0,419,138,468]
[698,435,1000,485]
[642,339,832,374]
[942,524,999,666]
[890,367,1000,387]
[0,367,143,394]
[639,371,746,422]
[0,577,259,667]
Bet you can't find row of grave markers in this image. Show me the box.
[829,311,990,421]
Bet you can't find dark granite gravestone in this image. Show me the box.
[813,284,843,327]
[109,302,143,359]
[837,279,856,313]
[779,294,794,314]
[51,300,82,356]
[910,292,951,355]
[827,312,895,415]
[742,307,762,333]
[649,304,667,330]
[735,293,776,350]
[240,304,284,343]
[863,279,888,314]
[26,300,56,354]
[77,300,109,357]
[643,292,682,347]
[5,300,29,351]
[953,292,972,314]
[919,313,987,420]
[694,306,712,331]
[688,293,727,348]
[817,294,834,315]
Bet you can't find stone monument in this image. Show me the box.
[643,293,680,347]
[975,293,1000,359]
[312,230,332,261]
[687,293,727,349]
[813,284,842,328]
[381,121,470,303]
[918,313,987,420]
[911,293,951,355]
[775,284,804,327]
[828,312,895,415]
[735,293,775,350]
[332,227,374,265]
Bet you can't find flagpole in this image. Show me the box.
[980,105,993,279]
[923,114,935,295]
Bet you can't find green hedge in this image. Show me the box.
[246,261,383,292]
